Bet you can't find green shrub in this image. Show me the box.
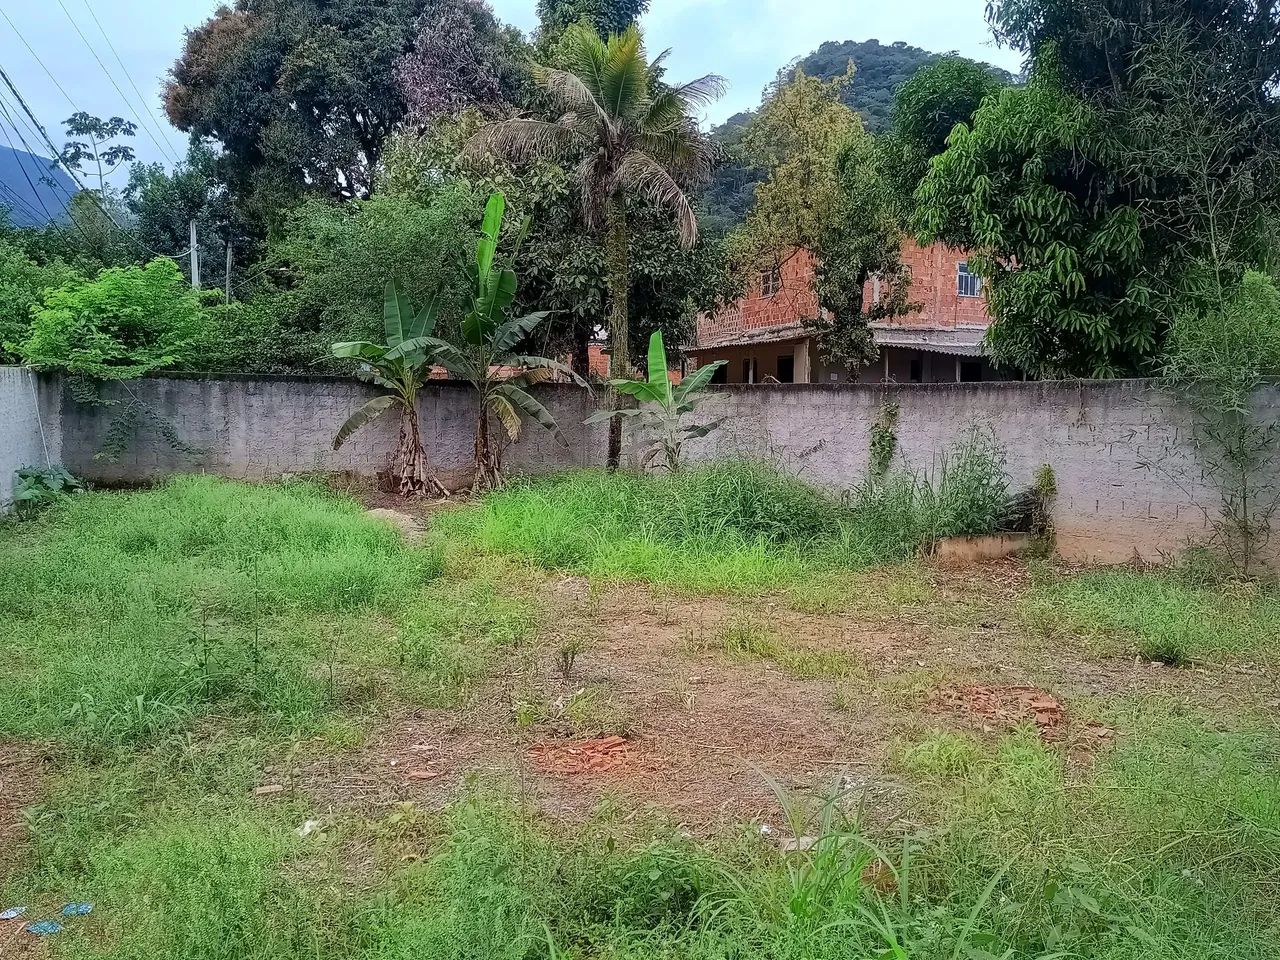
[15,258,213,379]
[0,237,82,363]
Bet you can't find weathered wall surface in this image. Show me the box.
[0,366,61,511]
[45,373,1280,564]
[57,374,606,493]
[688,381,1276,564]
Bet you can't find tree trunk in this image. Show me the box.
[472,404,502,493]
[571,321,592,379]
[604,195,630,471]
[390,405,449,499]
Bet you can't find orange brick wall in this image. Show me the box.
[696,249,819,348]
[869,240,990,329]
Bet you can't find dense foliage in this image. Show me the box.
[164,0,431,226]
[15,258,211,380]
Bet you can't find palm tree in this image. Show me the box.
[470,23,723,469]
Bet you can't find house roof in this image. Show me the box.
[688,323,989,358]
[869,324,988,357]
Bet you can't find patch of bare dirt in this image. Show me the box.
[289,562,1277,833]
[0,742,44,869]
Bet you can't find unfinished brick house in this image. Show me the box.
[688,242,1011,384]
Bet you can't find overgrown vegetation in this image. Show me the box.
[1024,564,1280,665]
[3,479,1277,960]
[443,429,1019,591]
[0,477,541,750]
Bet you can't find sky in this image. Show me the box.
[0,0,1023,176]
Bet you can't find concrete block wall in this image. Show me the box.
[0,366,62,511]
[57,373,607,492]
[33,371,1280,565]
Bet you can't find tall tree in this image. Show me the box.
[59,113,136,201]
[395,0,528,130]
[535,0,649,39]
[471,24,722,469]
[878,55,1007,213]
[164,0,429,227]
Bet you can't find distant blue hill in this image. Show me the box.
[0,145,77,228]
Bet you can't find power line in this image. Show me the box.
[54,0,180,166]
[0,9,77,109]
[77,0,184,165]
[0,70,178,262]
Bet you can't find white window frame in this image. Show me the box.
[957,261,983,298]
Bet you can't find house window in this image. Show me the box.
[710,363,727,384]
[760,265,782,298]
[777,354,794,383]
[957,261,983,298]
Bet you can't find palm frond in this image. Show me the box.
[534,65,613,131]
[636,126,716,182]
[643,75,727,135]
[616,151,698,246]
[333,395,399,450]
[556,24,611,105]
[467,119,576,164]
[600,27,650,120]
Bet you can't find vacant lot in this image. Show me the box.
[1,474,1277,959]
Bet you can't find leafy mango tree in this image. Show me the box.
[331,282,450,499]
[419,193,588,491]
[586,330,724,472]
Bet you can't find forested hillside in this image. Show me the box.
[699,39,1015,235]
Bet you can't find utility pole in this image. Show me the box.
[189,220,200,288]
[225,241,233,301]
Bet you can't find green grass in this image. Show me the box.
[438,456,1016,593]
[3,477,1278,960]
[1024,566,1280,663]
[0,476,534,750]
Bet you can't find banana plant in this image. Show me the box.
[585,330,726,472]
[411,192,587,492]
[331,281,449,498]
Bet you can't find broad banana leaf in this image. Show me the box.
[332,341,387,361]
[495,383,566,445]
[492,312,552,355]
[673,360,726,401]
[476,193,504,281]
[584,407,644,424]
[488,392,521,441]
[646,331,673,406]
[383,281,414,348]
[612,379,666,401]
[682,418,726,440]
[506,353,587,387]
[408,294,440,340]
[333,395,399,450]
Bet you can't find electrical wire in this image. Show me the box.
[0,9,77,109]
[54,0,180,166]
[77,0,184,164]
